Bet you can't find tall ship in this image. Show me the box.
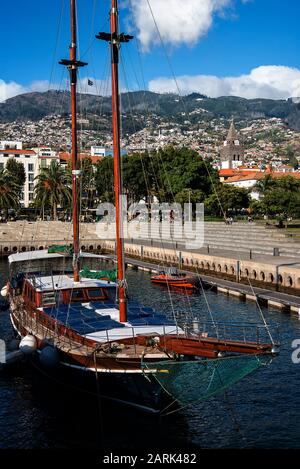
[5,0,278,414]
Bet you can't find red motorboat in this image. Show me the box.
[151,266,198,290]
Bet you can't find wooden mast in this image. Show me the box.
[110,0,127,322]
[70,0,80,282]
[60,0,87,282]
[110,0,126,322]
[96,0,133,322]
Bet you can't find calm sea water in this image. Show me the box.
[0,258,300,449]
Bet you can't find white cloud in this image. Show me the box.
[0,80,27,102]
[0,79,59,103]
[0,76,115,103]
[149,65,300,99]
[28,80,55,93]
[3,65,300,102]
[128,0,232,50]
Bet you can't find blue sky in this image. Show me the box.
[1,0,300,100]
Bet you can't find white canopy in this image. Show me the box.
[8,249,112,264]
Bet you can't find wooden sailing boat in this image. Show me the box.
[7,0,278,413]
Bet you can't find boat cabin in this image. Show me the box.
[22,274,116,308]
[8,251,180,342]
[157,266,182,277]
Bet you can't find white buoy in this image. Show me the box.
[19,335,37,355]
[0,286,8,297]
[39,346,60,367]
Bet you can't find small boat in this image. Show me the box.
[151,266,198,290]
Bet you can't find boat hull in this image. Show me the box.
[10,311,170,413]
[30,353,166,414]
[151,275,197,290]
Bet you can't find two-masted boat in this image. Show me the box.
[6,0,278,414]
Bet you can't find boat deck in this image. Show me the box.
[27,274,115,292]
[41,301,178,342]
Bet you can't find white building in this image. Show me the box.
[32,147,59,170]
[0,140,23,150]
[223,169,300,200]
[90,146,120,157]
[91,146,106,157]
[0,148,38,207]
[224,174,261,200]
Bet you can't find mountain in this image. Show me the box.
[1,90,300,130]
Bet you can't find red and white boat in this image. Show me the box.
[151,267,198,290]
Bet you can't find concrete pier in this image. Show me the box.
[246,294,257,302]
[228,290,245,299]
[217,287,229,294]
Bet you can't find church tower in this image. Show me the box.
[220,121,244,169]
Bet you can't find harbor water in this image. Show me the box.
[0,258,300,449]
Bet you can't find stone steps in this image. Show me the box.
[129,240,300,259]
[137,231,300,249]
[132,221,300,259]
[132,236,300,257]
[202,236,299,249]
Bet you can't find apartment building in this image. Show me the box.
[0,142,58,207]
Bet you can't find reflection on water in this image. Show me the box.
[0,258,300,449]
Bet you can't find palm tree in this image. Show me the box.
[254,174,274,195]
[0,168,20,216]
[66,157,96,210]
[34,161,71,220]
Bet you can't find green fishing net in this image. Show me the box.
[48,244,73,255]
[80,267,117,282]
[142,354,272,406]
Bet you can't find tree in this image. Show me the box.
[254,174,275,195]
[123,153,152,204]
[174,188,205,204]
[79,157,95,208]
[253,176,300,219]
[95,153,152,204]
[34,160,71,220]
[66,157,95,209]
[6,158,26,195]
[259,188,300,219]
[94,146,219,208]
[284,146,299,170]
[0,168,20,213]
[94,157,114,202]
[149,146,219,203]
[275,175,300,192]
[205,185,250,217]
